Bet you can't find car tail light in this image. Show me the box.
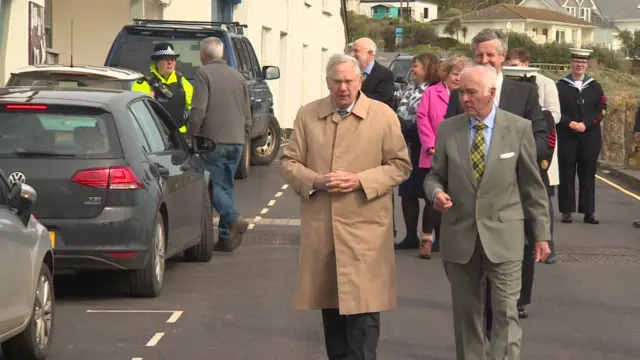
[72,166,143,190]
[104,252,139,259]
[5,104,48,110]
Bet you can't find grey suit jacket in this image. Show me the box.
[424,109,551,264]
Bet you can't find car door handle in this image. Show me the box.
[158,167,170,177]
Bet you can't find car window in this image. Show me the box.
[108,31,228,81]
[231,38,251,78]
[0,106,121,159]
[128,101,168,153]
[126,110,152,153]
[7,73,132,90]
[242,39,262,79]
[390,59,411,79]
[145,100,185,151]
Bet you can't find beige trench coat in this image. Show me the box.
[280,92,412,315]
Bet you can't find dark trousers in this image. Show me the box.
[322,309,380,360]
[557,128,602,215]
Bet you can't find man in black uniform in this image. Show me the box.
[556,48,607,225]
[443,28,553,340]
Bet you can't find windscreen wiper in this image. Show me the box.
[13,149,76,157]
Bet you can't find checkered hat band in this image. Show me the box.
[153,49,177,56]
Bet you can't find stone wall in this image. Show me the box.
[600,96,640,170]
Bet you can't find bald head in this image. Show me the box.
[351,37,377,71]
[458,65,497,119]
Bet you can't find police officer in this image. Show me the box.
[131,42,194,133]
[556,48,607,225]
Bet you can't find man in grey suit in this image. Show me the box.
[425,65,551,360]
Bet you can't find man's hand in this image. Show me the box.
[313,174,334,191]
[534,241,551,262]
[427,147,435,154]
[634,132,640,142]
[569,121,585,132]
[326,170,361,193]
[433,191,453,212]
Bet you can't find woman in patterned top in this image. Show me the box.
[394,53,441,253]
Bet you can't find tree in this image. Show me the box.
[617,29,640,59]
[346,11,370,43]
[444,17,463,40]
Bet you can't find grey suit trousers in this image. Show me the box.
[444,238,523,360]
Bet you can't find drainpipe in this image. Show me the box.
[341,0,348,44]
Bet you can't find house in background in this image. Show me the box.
[432,4,595,47]
[359,0,438,23]
[517,0,640,51]
[346,0,360,13]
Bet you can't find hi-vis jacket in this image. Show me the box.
[131,64,194,133]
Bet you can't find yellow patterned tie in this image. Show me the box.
[471,122,487,183]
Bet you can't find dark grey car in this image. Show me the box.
[0,87,216,297]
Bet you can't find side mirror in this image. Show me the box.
[9,183,37,214]
[394,75,406,84]
[191,135,216,154]
[262,66,280,80]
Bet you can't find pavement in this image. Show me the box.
[6,144,640,360]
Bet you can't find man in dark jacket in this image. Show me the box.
[351,37,395,109]
[187,36,252,253]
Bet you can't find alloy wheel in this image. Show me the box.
[154,222,165,286]
[34,274,53,349]
[255,125,276,158]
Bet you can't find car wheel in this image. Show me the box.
[2,262,55,360]
[250,114,281,166]
[235,138,250,179]
[129,214,165,297]
[184,190,215,262]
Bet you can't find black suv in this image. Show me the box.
[105,19,281,179]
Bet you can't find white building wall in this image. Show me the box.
[234,0,346,129]
[360,1,438,22]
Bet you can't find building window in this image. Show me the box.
[566,6,576,16]
[423,8,429,19]
[372,7,379,16]
[555,30,566,43]
[580,7,591,22]
[44,0,52,47]
[572,29,578,45]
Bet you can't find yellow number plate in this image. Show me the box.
[48,231,56,249]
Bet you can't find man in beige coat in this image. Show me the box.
[280,53,411,360]
[425,65,551,359]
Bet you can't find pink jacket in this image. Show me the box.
[416,81,450,168]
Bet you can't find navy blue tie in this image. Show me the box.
[337,109,349,117]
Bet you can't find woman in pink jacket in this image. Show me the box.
[415,54,470,259]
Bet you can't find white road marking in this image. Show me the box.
[86,309,184,324]
[260,208,269,214]
[275,191,283,197]
[166,311,183,323]
[281,184,289,190]
[597,174,640,201]
[146,332,165,347]
[267,199,276,206]
[254,216,262,222]
[132,358,143,360]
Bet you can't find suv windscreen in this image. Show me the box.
[0,105,122,159]
[390,58,412,79]
[7,73,135,90]
[107,29,228,81]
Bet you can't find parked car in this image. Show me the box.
[6,64,144,90]
[389,54,413,110]
[0,170,55,360]
[0,86,216,297]
[104,19,282,179]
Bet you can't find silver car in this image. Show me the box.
[0,170,55,360]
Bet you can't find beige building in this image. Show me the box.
[432,4,596,47]
[346,0,360,12]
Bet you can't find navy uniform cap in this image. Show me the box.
[151,42,180,60]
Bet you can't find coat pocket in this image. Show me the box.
[498,209,524,222]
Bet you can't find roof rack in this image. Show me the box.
[131,19,248,35]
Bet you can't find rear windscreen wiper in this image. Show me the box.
[13,149,76,157]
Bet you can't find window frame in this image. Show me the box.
[144,99,188,152]
[126,100,169,154]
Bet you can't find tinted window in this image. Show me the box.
[7,73,134,90]
[0,106,120,159]
[146,100,184,151]
[232,38,251,78]
[242,39,262,79]
[390,59,411,79]
[128,101,167,153]
[108,31,228,81]
[0,173,10,206]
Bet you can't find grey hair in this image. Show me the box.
[461,64,497,95]
[470,28,508,55]
[354,37,377,55]
[200,37,224,61]
[326,54,362,77]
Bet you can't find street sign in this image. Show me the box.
[395,27,404,39]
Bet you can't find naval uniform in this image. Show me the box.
[556,74,607,217]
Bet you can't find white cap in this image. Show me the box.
[502,66,539,77]
[570,48,593,59]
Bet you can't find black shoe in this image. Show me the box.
[561,213,572,223]
[634,220,640,228]
[545,254,557,264]
[394,237,419,249]
[583,214,600,224]
[517,304,529,319]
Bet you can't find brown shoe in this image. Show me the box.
[220,217,249,252]
[418,232,433,259]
